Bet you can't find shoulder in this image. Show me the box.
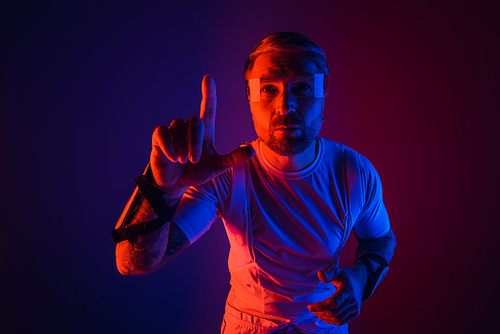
[202,140,259,199]
[246,138,264,170]
[248,138,260,160]
[319,137,372,167]
[318,137,380,186]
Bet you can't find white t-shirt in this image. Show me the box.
[173,137,390,321]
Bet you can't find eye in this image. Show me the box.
[294,83,310,90]
[261,85,279,94]
[291,82,313,96]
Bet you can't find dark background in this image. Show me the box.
[1,0,499,333]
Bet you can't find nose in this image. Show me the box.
[275,90,296,115]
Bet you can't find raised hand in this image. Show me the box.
[307,266,367,326]
[150,75,255,200]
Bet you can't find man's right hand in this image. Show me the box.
[150,74,255,201]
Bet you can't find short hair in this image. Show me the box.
[243,32,329,79]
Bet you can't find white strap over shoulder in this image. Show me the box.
[227,163,248,246]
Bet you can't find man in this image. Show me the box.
[112,32,396,333]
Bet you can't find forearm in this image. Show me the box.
[115,193,166,275]
[353,228,396,299]
[114,169,189,275]
[355,228,396,268]
[116,224,170,275]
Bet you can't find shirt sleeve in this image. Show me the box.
[172,182,221,244]
[172,170,233,244]
[352,155,391,240]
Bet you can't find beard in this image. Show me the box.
[256,113,323,156]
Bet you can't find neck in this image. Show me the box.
[261,138,318,172]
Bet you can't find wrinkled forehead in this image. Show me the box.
[246,51,322,79]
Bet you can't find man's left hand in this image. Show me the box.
[307,264,367,325]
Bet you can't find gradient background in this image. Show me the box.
[1,0,499,333]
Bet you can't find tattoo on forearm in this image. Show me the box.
[116,196,190,275]
[164,223,190,259]
[355,229,396,263]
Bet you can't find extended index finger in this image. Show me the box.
[200,74,217,140]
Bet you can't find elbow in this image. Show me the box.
[387,227,397,247]
[116,259,157,276]
[116,257,137,275]
[115,245,158,276]
[116,260,136,276]
[117,265,134,276]
[117,265,142,276]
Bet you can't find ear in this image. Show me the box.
[246,83,251,101]
[244,80,252,102]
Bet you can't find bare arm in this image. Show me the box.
[354,227,396,276]
[115,193,190,275]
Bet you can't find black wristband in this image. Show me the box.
[355,254,389,301]
[110,201,179,245]
[110,163,179,245]
[134,174,171,217]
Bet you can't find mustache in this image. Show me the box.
[270,114,304,128]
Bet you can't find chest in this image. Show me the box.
[248,171,350,261]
